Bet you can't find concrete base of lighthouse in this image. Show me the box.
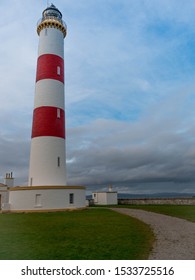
[1,186,86,212]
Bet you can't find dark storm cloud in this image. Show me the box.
[66,88,195,186]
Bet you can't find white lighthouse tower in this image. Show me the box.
[29,4,67,186]
[0,4,86,212]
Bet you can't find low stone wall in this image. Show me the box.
[118,198,195,205]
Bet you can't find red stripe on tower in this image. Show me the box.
[31,106,65,138]
[36,54,64,83]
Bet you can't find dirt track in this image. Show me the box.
[112,208,195,260]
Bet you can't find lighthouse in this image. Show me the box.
[29,4,67,186]
[0,4,86,212]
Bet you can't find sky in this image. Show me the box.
[1,0,195,194]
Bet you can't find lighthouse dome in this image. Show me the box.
[43,4,62,20]
[37,3,67,37]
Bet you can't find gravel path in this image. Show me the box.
[111,208,195,260]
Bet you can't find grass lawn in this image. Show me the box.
[0,208,154,260]
[117,205,195,223]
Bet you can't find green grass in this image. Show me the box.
[117,205,195,223]
[0,208,154,260]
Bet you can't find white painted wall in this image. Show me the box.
[29,137,66,186]
[38,28,64,58]
[92,192,118,205]
[34,80,64,109]
[0,187,10,210]
[9,187,86,211]
[107,192,118,205]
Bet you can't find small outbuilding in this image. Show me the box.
[92,185,118,205]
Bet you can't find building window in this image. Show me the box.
[57,157,60,167]
[57,108,61,118]
[57,66,61,76]
[35,194,42,207]
[69,193,74,204]
[30,177,33,186]
[45,29,48,36]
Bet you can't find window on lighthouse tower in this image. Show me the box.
[57,157,61,167]
[57,108,61,118]
[57,66,61,76]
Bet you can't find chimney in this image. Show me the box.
[108,184,113,192]
[4,172,14,187]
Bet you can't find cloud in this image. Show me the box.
[66,85,195,187]
[0,133,30,185]
[1,1,195,194]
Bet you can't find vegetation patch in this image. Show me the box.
[117,205,195,223]
[0,208,154,260]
